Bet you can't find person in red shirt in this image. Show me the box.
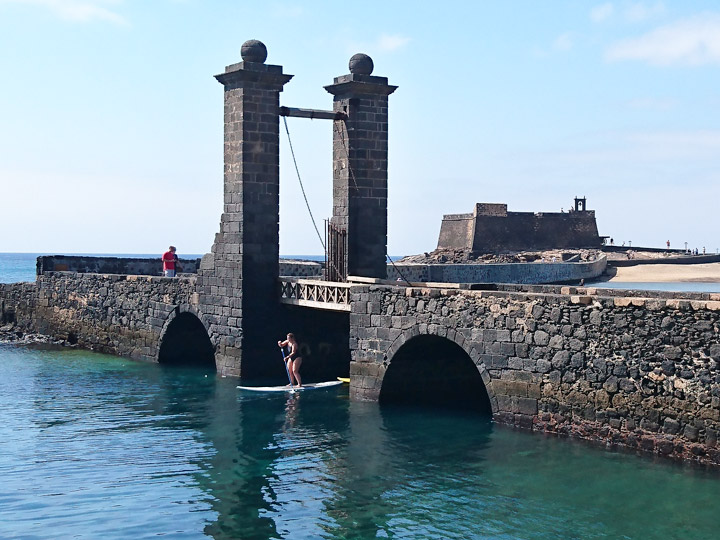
[162,246,177,277]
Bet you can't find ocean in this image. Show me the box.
[2,253,720,537]
[1,346,719,539]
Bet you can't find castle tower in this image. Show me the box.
[198,40,293,377]
[325,54,397,279]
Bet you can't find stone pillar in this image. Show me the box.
[325,54,397,279]
[198,40,293,377]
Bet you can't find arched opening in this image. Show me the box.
[158,312,216,370]
[380,335,492,415]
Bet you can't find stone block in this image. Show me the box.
[534,330,549,346]
[508,357,524,369]
[536,359,552,373]
[512,397,538,415]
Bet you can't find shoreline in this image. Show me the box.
[605,262,720,283]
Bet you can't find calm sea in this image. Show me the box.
[1,345,719,539]
[2,254,720,537]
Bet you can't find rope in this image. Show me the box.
[282,116,326,251]
[333,121,361,194]
[386,254,413,287]
[282,116,345,282]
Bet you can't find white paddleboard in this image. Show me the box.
[237,380,344,392]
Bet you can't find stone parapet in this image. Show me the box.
[36,255,201,277]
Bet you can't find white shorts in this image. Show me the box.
[164,269,176,277]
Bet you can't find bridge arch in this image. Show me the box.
[380,328,496,415]
[157,306,216,370]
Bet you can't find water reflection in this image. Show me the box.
[3,346,720,540]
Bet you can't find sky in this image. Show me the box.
[1,0,719,256]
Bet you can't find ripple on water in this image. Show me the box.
[2,344,720,539]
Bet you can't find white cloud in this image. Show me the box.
[624,130,720,153]
[624,1,666,23]
[552,129,720,171]
[377,34,410,52]
[553,32,574,51]
[623,97,675,110]
[271,3,302,18]
[0,0,127,24]
[606,14,720,66]
[591,2,614,22]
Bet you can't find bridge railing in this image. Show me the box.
[279,278,352,312]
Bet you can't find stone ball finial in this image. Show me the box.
[349,53,373,75]
[241,39,268,63]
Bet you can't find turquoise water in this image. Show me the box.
[2,345,720,539]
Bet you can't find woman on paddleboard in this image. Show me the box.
[278,333,302,387]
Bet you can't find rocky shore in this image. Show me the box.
[399,248,602,265]
[0,323,72,347]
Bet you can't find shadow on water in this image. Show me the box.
[380,334,493,415]
[6,345,720,539]
[317,402,494,539]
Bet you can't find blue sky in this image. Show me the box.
[1,0,718,256]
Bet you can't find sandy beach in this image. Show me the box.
[607,262,720,283]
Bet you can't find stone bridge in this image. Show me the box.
[341,281,720,464]
[3,267,720,464]
[2,40,720,466]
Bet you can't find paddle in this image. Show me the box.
[280,348,294,390]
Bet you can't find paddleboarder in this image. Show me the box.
[278,333,302,387]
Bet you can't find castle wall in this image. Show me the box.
[436,214,474,251]
[437,204,602,252]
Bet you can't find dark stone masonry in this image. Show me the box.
[326,54,396,279]
[349,284,720,465]
[1,274,199,361]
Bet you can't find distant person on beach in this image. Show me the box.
[666,240,670,249]
[703,247,706,255]
[278,333,302,387]
[162,246,177,277]
[610,238,614,246]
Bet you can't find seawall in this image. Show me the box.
[35,255,324,279]
[387,255,607,284]
[2,274,198,360]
